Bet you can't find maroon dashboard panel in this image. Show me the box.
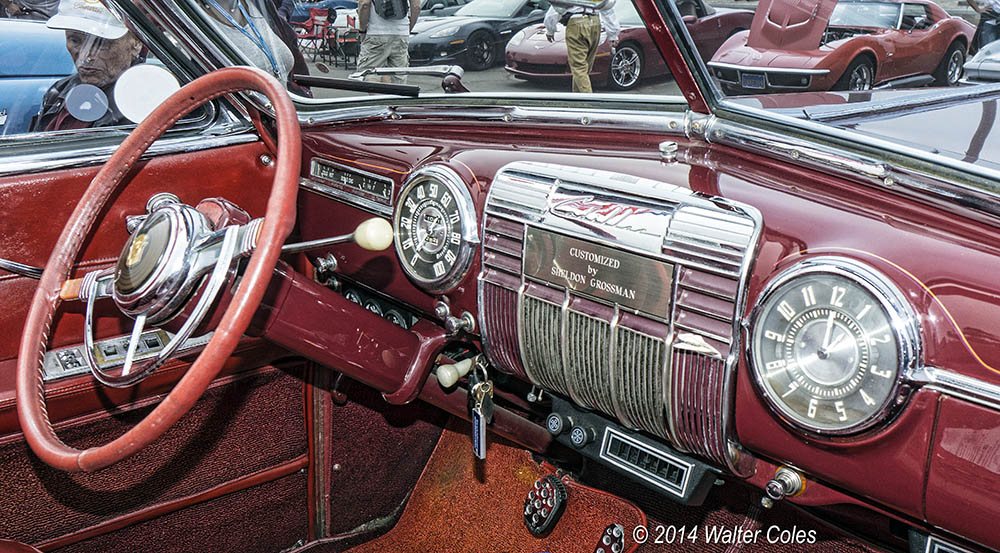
[926,397,1000,548]
[297,121,1000,544]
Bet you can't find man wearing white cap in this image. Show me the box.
[30,0,145,131]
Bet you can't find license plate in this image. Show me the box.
[741,72,766,89]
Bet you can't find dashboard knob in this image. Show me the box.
[436,358,474,388]
[545,413,573,436]
[353,218,394,251]
[761,467,805,508]
[569,425,596,449]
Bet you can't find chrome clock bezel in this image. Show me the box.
[393,164,479,294]
[747,256,921,437]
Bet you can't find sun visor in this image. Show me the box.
[747,0,835,51]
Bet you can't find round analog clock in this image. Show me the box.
[749,257,920,436]
[393,165,478,294]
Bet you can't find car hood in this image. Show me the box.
[732,90,1000,169]
[748,0,836,51]
[711,38,830,70]
[412,15,493,34]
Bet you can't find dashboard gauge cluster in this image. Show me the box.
[342,285,416,329]
[749,257,920,436]
[393,165,479,294]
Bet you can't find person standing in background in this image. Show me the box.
[356,0,420,83]
[544,0,619,93]
[272,0,295,22]
[200,0,311,95]
[967,0,1000,53]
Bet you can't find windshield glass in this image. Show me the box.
[829,1,901,27]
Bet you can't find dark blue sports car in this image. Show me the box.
[0,18,74,136]
[408,0,550,70]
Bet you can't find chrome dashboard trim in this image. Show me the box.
[909,366,1000,412]
[302,104,689,134]
[300,177,394,217]
[0,131,258,178]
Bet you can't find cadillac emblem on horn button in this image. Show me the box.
[126,233,149,268]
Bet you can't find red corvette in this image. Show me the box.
[504,0,752,90]
[708,0,975,94]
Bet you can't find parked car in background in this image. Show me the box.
[963,38,1000,82]
[709,0,974,94]
[0,18,73,136]
[420,0,472,17]
[505,0,751,90]
[408,0,549,70]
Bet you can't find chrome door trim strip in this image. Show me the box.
[908,366,1000,412]
[0,132,259,178]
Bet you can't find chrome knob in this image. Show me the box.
[761,467,804,508]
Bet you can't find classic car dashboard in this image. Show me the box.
[294,121,1000,552]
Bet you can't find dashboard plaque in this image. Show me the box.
[523,227,673,318]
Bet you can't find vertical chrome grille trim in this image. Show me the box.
[520,294,569,395]
[565,310,614,412]
[614,326,669,436]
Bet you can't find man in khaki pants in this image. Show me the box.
[544,0,620,92]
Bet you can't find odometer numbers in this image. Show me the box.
[750,259,918,435]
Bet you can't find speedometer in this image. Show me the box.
[393,165,478,294]
[749,257,919,436]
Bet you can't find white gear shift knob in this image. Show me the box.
[437,358,475,388]
[353,218,393,251]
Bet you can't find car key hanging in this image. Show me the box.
[468,356,494,459]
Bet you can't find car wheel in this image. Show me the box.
[465,31,495,71]
[934,42,965,86]
[834,57,874,91]
[609,43,643,90]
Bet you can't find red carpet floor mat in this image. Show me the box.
[343,424,646,553]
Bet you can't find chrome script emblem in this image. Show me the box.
[549,194,668,233]
[126,233,149,268]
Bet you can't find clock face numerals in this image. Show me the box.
[751,268,909,435]
[393,170,474,293]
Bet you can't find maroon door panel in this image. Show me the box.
[926,397,1000,550]
[0,142,276,364]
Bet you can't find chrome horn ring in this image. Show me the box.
[79,196,263,388]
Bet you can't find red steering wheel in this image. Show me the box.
[16,67,301,472]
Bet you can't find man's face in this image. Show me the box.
[65,30,142,87]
